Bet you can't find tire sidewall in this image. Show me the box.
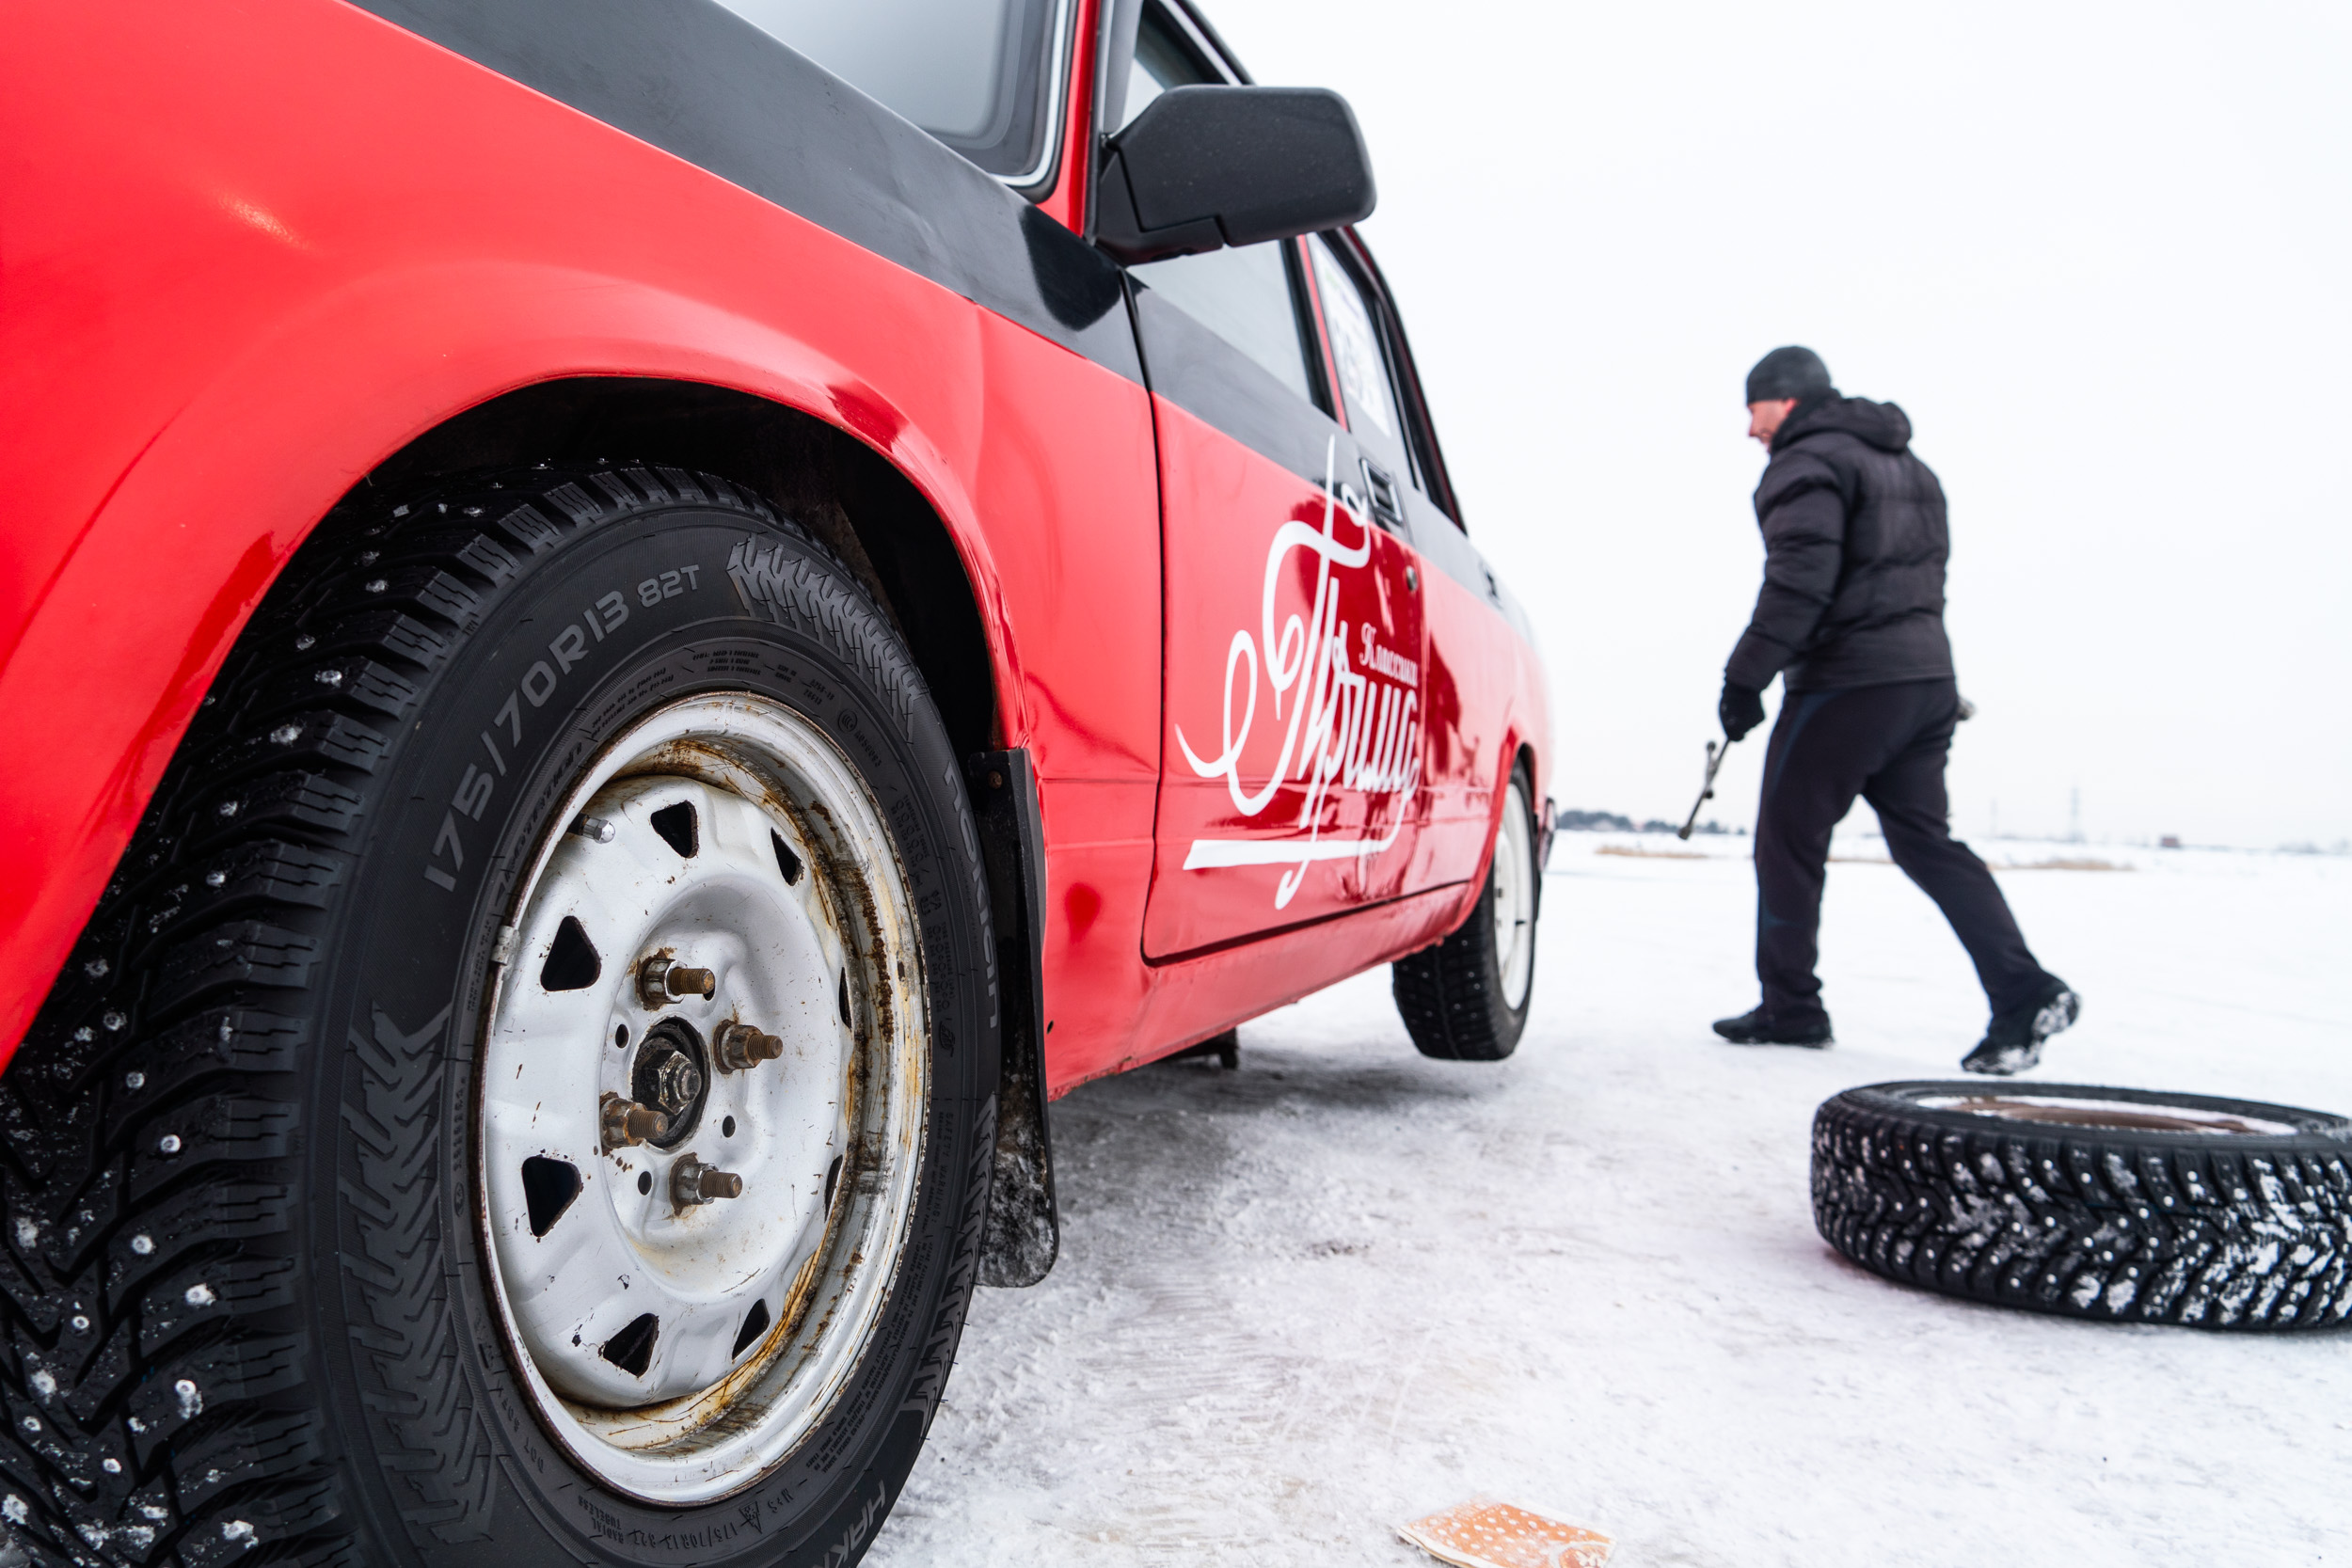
[1814,1080,2352,1330]
[306,493,993,1565]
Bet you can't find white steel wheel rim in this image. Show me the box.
[1492,781,1535,1010]
[476,692,929,1505]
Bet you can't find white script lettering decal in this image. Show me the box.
[1177,441,1423,908]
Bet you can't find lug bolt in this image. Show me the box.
[601,1092,663,1152]
[713,1021,785,1072]
[638,956,717,1007]
[671,1154,742,1209]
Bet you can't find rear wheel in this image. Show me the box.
[2,465,995,1566]
[1393,770,1539,1061]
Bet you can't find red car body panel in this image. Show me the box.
[1423,570,1543,888]
[0,0,1550,1093]
[1142,394,1430,958]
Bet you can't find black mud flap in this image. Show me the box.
[966,750,1059,1287]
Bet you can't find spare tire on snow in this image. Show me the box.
[1812,1081,2352,1331]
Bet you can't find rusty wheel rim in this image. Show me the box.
[476,692,929,1504]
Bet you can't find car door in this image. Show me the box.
[1115,3,1427,959]
[1302,229,1502,896]
[1297,229,1464,897]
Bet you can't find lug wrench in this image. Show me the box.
[1676,736,1737,841]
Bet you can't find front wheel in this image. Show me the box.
[1393,769,1540,1061]
[3,466,995,1566]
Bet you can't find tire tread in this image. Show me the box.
[1391,772,1536,1063]
[1811,1085,2352,1330]
[0,465,780,1564]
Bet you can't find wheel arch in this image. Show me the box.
[1438,730,1546,941]
[1487,733,1544,911]
[356,376,1001,763]
[1510,737,1548,917]
[1,252,1021,1062]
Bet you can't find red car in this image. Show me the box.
[0,1,1551,1561]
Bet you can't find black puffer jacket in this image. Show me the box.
[1725,394,1955,693]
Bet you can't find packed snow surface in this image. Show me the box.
[872,834,2351,1566]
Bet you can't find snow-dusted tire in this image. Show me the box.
[1392,770,1538,1062]
[2,465,995,1566]
[1814,1081,2352,1331]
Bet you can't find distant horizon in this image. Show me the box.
[1549,807,2349,857]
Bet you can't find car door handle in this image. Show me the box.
[1360,458,1406,531]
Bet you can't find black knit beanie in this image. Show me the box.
[1745,345,1834,404]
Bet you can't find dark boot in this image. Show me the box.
[1712,1006,1833,1048]
[1962,978,2081,1076]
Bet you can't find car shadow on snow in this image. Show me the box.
[1062,1036,1505,1136]
[1040,1038,1513,1226]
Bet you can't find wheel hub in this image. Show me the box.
[629,1019,709,1148]
[476,694,929,1504]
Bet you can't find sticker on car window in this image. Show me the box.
[1311,242,1398,440]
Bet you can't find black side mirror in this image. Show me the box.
[1094,86,1376,264]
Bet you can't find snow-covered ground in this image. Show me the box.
[872,833,2352,1567]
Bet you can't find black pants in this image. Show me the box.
[1754,678,2051,1028]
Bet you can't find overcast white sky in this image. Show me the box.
[1212,0,2351,848]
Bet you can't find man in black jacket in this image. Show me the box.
[1712,346,2078,1074]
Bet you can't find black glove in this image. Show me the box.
[1719,680,1765,742]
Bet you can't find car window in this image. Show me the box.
[1116,7,1316,406]
[714,0,1070,182]
[1131,244,1318,406]
[1309,237,1415,486]
[1118,3,1212,130]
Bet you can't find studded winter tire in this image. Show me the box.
[1392,770,1539,1062]
[3,465,997,1566]
[1813,1082,2352,1330]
